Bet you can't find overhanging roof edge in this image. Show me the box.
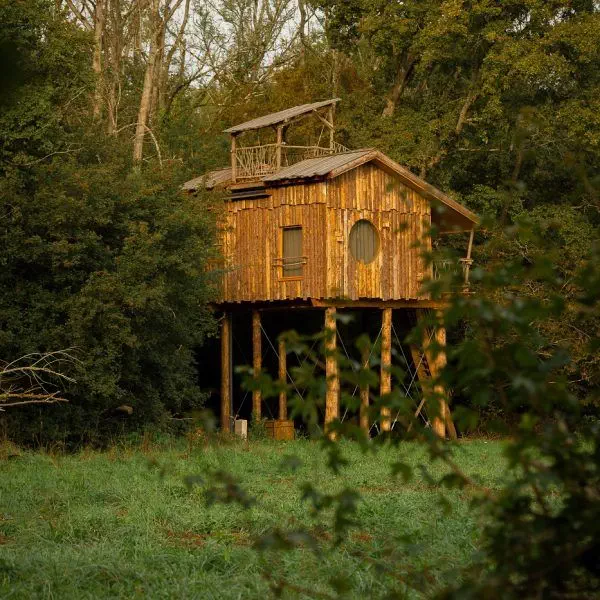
[223,99,341,134]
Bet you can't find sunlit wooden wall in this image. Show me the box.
[218,163,431,303]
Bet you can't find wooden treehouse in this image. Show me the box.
[183,99,478,439]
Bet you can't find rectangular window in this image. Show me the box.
[282,226,303,278]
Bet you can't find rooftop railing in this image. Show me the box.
[233,142,349,181]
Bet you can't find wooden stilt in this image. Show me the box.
[220,313,232,433]
[360,344,370,434]
[416,310,454,439]
[278,338,287,420]
[427,315,445,438]
[324,307,339,438]
[252,310,262,422]
[432,315,456,439]
[380,307,392,432]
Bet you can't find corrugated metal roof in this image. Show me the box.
[181,150,478,228]
[264,148,478,227]
[223,99,340,134]
[182,167,232,191]
[263,150,373,182]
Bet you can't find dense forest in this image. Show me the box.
[1,0,598,444]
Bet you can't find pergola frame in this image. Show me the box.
[226,99,342,183]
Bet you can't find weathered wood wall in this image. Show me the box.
[218,163,431,303]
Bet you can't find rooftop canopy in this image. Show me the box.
[223,99,340,134]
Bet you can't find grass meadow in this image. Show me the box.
[0,437,508,599]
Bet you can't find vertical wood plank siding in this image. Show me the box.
[219,163,431,303]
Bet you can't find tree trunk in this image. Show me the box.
[106,0,124,135]
[92,0,106,120]
[150,22,165,122]
[382,54,415,117]
[133,1,160,164]
[159,0,191,116]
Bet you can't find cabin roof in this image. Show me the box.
[264,149,478,229]
[182,149,478,230]
[181,167,232,191]
[262,150,371,181]
[223,99,340,134]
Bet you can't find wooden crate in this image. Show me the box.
[265,419,295,441]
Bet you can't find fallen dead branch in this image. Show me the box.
[0,349,79,410]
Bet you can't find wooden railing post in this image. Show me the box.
[463,228,475,286]
[276,126,283,170]
[230,134,237,183]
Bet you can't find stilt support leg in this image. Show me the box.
[221,313,232,433]
[252,311,262,422]
[324,307,339,438]
[360,344,370,435]
[416,310,455,439]
[428,313,446,438]
[380,308,392,432]
[278,338,287,421]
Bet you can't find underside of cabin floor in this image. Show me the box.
[207,304,455,440]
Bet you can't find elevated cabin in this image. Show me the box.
[184,100,478,440]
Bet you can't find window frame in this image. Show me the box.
[276,224,307,281]
[279,225,305,281]
[348,218,380,265]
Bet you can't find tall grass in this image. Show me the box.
[0,439,507,599]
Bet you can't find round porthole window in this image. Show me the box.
[349,219,380,264]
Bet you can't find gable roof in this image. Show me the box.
[223,99,340,134]
[264,149,478,230]
[262,150,371,182]
[182,150,478,231]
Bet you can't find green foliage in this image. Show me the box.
[435,229,600,596]
[249,417,270,440]
[0,1,219,445]
[0,0,93,169]
[0,148,219,444]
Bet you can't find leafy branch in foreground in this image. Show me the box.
[186,218,598,598]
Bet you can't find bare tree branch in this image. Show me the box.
[0,350,79,411]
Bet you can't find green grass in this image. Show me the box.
[0,438,508,599]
